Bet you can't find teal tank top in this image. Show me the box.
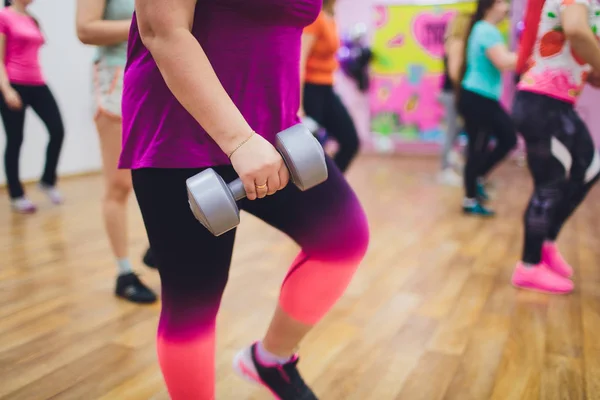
[95,0,134,67]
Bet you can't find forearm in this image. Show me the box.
[448,54,461,83]
[0,63,11,93]
[77,20,132,46]
[501,53,517,71]
[145,28,252,154]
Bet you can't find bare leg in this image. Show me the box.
[262,305,312,357]
[95,111,131,259]
[95,111,157,303]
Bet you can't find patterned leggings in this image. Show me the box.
[512,90,600,264]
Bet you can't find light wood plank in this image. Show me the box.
[0,155,596,399]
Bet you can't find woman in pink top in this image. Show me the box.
[0,0,64,213]
[511,0,600,294]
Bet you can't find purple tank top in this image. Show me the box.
[119,1,321,169]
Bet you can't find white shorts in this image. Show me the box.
[93,60,123,118]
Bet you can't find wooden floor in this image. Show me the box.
[1,155,600,400]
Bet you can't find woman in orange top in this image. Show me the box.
[300,0,359,173]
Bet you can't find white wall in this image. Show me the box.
[0,1,101,186]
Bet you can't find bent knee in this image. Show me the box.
[105,174,132,202]
[309,205,370,264]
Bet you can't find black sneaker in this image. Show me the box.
[115,272,158,304]
[142,247,157,269]
[233,342,318,400]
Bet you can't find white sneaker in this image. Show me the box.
[11,197,37,213]
[438,168,462,187]
[39,183,63,204]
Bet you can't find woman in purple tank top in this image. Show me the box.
[120,1,370,399]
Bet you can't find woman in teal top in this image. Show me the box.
[76,0,157,304]
[457,0,518,216]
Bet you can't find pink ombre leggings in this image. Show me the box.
[132,157,369,399]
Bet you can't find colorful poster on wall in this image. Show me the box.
[369,2,510,153]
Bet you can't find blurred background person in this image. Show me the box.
[300,0,360,173]
[438,12,471,187]
[76,0,157,304]
[0,0,64,213]
[457,0,517,216]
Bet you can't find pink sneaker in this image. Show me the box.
[511,262,573,294]
[542,242,573,278]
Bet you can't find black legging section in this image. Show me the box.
[303,83,359,173]
[458,88,518,198]
[513,90,600,264]
[1,84,64,199]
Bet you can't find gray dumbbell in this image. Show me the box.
[301,115,320,135]
[186,123,328,236]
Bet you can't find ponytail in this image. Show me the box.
[516,0,545,74]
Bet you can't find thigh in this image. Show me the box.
[243,157,369,258]
[487,101,516,145]
[461,107,487,155]
[28,85,64,133]
[0,87,26,142]
[95,112,129,187]
[93,61,123,118]
[321,90,358,143]
[565,110,598,184]
[131,166,238,302]
[516,101,565,186]
[303,84,327,126]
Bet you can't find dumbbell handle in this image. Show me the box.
[228,178,247,201]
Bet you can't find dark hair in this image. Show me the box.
[456,0,497,99]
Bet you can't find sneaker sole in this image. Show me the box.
[511,281,573,295]
[462,211,495,217]
[232,347,282,400]
[114,292,158,304]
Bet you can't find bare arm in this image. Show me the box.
[76,0,132,46]
[299,33,316,115]
[562,3,600,71]
[446,38,463,84]
[486,44,517,72]
[136,0,252,154]
[0,34,10,92]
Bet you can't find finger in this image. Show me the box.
[266,170,280,195]
[255,180,268,199]
[243,177,257,200]
[278,165,290,189]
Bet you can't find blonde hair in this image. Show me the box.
[445,12,473,41]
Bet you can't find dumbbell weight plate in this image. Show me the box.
[276,124,328,190]
[186,168,241,236]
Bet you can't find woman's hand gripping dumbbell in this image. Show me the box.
[186,123,328,236]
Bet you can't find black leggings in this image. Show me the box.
[130,157,369,398]
[303,83,359,172]
[458,89,518,198]
[1,84,64,199]
[513,90,600,264]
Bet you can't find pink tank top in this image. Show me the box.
[0,8,45,85]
